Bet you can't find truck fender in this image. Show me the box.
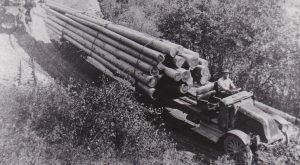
[222,130,251,145]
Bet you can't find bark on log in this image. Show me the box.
[254,101,300,125]
[47,24,134,82]
[45,2,183,57]
[136,81,157,100]
[198,58,209,66]
[183,48,208,66]
[183,48,199,56]
[46,20,158,88]
[196,82,215,95]
[85,56,114,77]
[176,68,191,82]
[177,84,190,94]
[197,90,216,100]
[47,15,159,76]
[185,77,194,86]
[45,7,159,66]
[179,52,199,69]
[46,4,165,62]
[162,66,182,82]
[192,65,211,85]
[172,55,185,68]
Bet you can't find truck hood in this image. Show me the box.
[236,100,286,144]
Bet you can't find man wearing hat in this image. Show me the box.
[217,69,236,97]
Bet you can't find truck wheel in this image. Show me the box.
[223,135,253,165]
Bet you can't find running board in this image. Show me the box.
[191,123,224,143]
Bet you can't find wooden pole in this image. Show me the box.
[43,5,166,62]
[179,52,199,69]
[172,55,185,68]
[176,68,191,82]
[197,90,216,100]
[46,20,158,88]
[45,7,159,66]
[196,82,215,95]
[136,81,157,100]
[183,48,208,66]
[47,15,159,76]
[177,84,190,94]
[192,65,211,85]
[47,23,135,82]
[162,66,182,82]
[45,2,183,57]
[254,101,300,125]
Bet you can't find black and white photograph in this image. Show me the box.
[0,0,299,164]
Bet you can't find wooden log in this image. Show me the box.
[198,58,209,66]
[172,55,185,68]
[185,76,194,86]
[254,101,300,125]
[196,82,215,95]
[47,23,134,82]
[66,14,166,62]
[177,84,190,94]
[47,16,159,76]
[183,48,208,66]
[161,66,182,82]
[192,65,211,85]
[85,56,114,77]
[136,81,157,100]
[46,20,158,88]
[176,68,191,82]
[179,52,199,68]
[183,48,199,56]
[43,5,166,62]
[197,90,216,100]
[45,2,183,57]
[45,7,159,66]
[156,76,189,95]
[102,23,183,57]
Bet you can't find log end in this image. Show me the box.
[174,73,182,82]
[150,67,160,76]
[148,76,158,88]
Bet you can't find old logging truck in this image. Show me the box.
[41,1,300,164]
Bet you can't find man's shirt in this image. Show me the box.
[217,77,235,91]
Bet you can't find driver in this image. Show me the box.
[217,69,236,97]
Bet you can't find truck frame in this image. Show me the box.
[162,82,299,165]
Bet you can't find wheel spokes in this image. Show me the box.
[224,136,252,165]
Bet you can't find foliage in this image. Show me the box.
[158,0,300,117]
[97,0,173,36]
[6,80,199,164]
[256,134,300,165]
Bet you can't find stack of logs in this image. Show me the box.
[43,0,211,99]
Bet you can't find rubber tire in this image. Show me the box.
[223,135,253,165]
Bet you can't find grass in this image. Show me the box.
[0,79,201,164]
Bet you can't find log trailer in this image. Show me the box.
[38,1,299,164]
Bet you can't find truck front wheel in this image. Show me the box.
[223,135,253,165]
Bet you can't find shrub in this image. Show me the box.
[13,79,199,164]
[158,0,300,117]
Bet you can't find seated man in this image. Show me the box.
[216,69,237,97]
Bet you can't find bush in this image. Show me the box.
[12,79,200,164]
[98,0,171,36]
[256,135,300,165]
[158,0,300,117]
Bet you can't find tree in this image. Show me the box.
[158,0,300,116]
